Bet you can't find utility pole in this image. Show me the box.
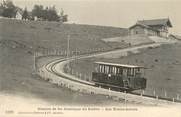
[67,34,70,59]
[66,34,70,72]
[34,51,36,72]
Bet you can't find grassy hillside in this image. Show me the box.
[0,18,130,105]
[102,34,154,46]
[0,18,128,53]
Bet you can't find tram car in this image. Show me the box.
[92,62,147,91]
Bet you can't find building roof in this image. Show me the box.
[137,18,172,27]
[129,22,159,32]
[94,62,144,68]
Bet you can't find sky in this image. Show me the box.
[7,0,181,35]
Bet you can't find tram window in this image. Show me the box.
[117,68,120,74]
[114,67,117,74]
[132,68,135,76]
[102,65,105,73]
[119,68,123,75]
[127,68,134,76]
[99,65,102,73]
[129,68,132,76]
[109,66,112,73]
[123,68,127,76]
[112,67,116,75]
[112,67,115,74]
[104,65,107,73]
[128,68,130,75]
[130,68,135,76]
[105,66,109,74]
[127,68,131,76]
[99,65,104,73]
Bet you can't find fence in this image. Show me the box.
[140,85,181,102]
[34,47,111,58]
[38,66,181,105]
[64,66,92,82]
[37,69,131,105]
[63,64,181,103]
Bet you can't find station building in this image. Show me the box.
[129,18,172,37]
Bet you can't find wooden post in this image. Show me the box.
[67,35,70,59]
[153,89,156,97]
[89,76,92,81]
[58,50,60,56]
[55,49,57,55]
[124,91,127,105]
[79,73,82,79]
[84,74,87,81]
[47,49,49,55]
[177,94,179,100]
[142,90,145,95]
[61,50,63,56]
[34,51,36,72]
[108,88,111,97]
[164,90,167,98]
[76,72,79,78]
[65,50,67,56]
[60,50,62,56]
[71,69,74,75]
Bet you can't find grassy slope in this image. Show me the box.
[0,18,129,105]
[102,34,154,46]
[0,18,128,52]
[69,43,181,99]
[0,42,127,105]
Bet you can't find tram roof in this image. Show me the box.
[94,62,144,68]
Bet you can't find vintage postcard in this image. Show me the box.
[0,0,181,116]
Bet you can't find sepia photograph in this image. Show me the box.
[0,0,181,116]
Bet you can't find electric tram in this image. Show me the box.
[92,62,147,91]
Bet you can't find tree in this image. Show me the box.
[32,5,60,21]
[45,6,59,21]
[22,7,28,20]
[1,0,17,18]
[59,8,68,22]
[62,14,68,22]
[60,8,64,16]
[32,5,44,18]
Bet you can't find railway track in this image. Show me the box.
[39,43,181,105]
[45,58,95,86]
[45,57,181,104]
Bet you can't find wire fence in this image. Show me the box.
[34,47,109,58]
[64,66,181,103]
